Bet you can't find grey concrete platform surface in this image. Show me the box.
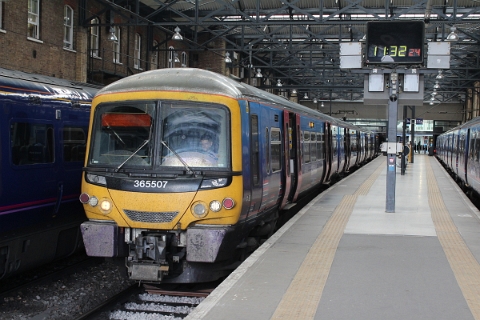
[187,155,480,320]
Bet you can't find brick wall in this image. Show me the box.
[0,0,230,85]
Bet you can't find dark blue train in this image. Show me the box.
[0,67,99,279]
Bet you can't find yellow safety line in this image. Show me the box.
[271,161,384,319]
[426,158,480,319]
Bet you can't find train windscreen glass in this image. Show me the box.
[160,103,229,168]
[88,101,230,170]
[89,102,155,168]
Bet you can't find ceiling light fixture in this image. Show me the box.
[225,52,232,63]
[446,26,459,42]
[172,26,183,41]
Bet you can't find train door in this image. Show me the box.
[246,106,263,219]
[344,129,351,171]
[323,122,332,183]
[8,115,57,223]
[279,110,300,208]
[59,120,89,217]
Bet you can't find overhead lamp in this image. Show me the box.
[429,100,435,105]
[225,52,232,64]
[276,79,282,87]
[292,89,297,94]
[304,93,308,99]
[446,26,459,42]
[434,81,440,89]
[313,97,318,103]
[255,69,263,78]
[172,26,183,41]
[107,27,117,42]
[321,102,325,108]
[436,70,444,80]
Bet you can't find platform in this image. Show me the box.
[187,154,480,320]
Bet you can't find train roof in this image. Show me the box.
[440,116,480,135]
[97,68,362,130]
[0,67,100,102]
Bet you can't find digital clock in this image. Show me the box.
[366,21,425,65]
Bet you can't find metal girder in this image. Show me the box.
[96,0,480,103]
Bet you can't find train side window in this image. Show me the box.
[270,128,281,172]
[11,122,54,165]
[310,133,317,162]
[303,131,310,163]
[265,127,270,174]
[476,137,480,162]
[251,115,260,186]
[317,133,324,160]
[63,126,87,162]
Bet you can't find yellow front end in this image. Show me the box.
[79,89,245,283]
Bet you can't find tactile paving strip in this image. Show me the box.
[426,157,480,319]
[271,161,385,319]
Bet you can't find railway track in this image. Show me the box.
[75,283,215,320]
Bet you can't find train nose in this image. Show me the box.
[108,189,197,227]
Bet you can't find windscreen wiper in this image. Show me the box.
[115,139,149,172]
[161,140,194,175]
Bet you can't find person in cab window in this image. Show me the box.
[200,133,218,163]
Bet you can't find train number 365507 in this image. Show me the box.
[133,180,169,188]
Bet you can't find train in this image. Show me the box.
[79,68,379,284]
[0,67,99,279]
[436,117,480,201]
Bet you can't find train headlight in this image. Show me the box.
[99,198,112,214]
[86,173,107,186]
[89,196,99,207]
[191,201,208,218]
[209,200,222,212]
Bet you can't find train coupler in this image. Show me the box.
[128,262,169,282]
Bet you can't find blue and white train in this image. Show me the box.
[436,117,480,200]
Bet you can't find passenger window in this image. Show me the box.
[265,128,270,174]
[11,122,54,165]
[63,127,87,162]
[317,133,324,160]
[251,115,260,186]
[303,131,310,163]
[310,133,317,162]
[271,128,282,172]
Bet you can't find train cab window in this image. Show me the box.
[270,128,281,172]
[11,122,54,165]
[63,127,87,162]
[161,103,229,169]
[89,103,155,168]
[303,131,310,163]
